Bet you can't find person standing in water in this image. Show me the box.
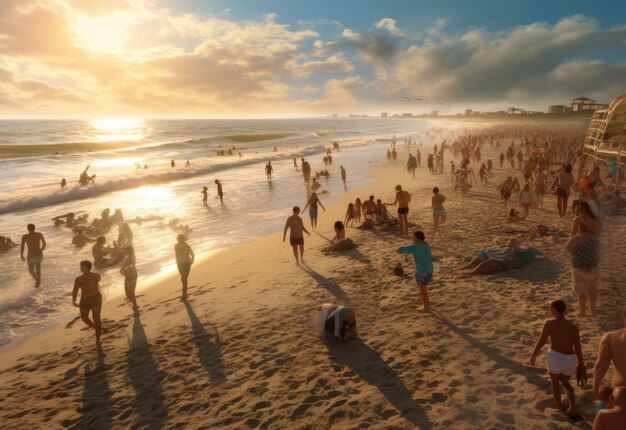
[340,166,347,184]
[265,162,274,181]
[72,260,103,344]
[201,186,208,207]
[60,178,66,189]
[171,160,175,168]
[215,180,223,204]
[431,187,447,242]
[294,158,298,171]
[20,224,46,288]
[283,206,310,265]
[385,185,411,236]
[303,192,326,230]
[120,246,139,315]
[175,234,195,300]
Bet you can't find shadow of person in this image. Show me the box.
[301,265,350,304]
[127,316,168,429]
[430,310,549,390]
[183,299,226,384]
[326,340,432,429]
[79,346,114,429]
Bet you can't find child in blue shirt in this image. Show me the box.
[397,231,434,310]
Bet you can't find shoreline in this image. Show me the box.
[1,129,624,429]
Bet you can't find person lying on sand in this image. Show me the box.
[314,304,357,341]
[530,300,584,416]
[456,239,543,276]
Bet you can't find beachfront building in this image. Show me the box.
[579,94,626,186]
[548,105,572,114]
[572,97,608,112]
[507,107,525,115]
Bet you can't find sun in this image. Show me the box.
[72,14,128,54]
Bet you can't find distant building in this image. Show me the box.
[381,112,388,118]
[429,110,439,116]
[464,109,472,115]
[332,114,338,118]
[548,105,572,114]
[572,97,608,112]
[507,107,525,115]
[401,113,413,118]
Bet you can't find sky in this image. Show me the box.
[0,0,625,118]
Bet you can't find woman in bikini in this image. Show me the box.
[431,187,447,242]
[344,203,356,227]
[303,192,326,230]
[120,246,139,314]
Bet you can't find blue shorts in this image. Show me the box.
[415,272,433,285]
[309,208,318,219]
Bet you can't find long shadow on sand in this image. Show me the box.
[301,265,350,304]
[78,346,114,429]
[430,310,549,390]
[183,300,226,384]
[490,257,563,283]
[127,316,168,429]
[326,340,432,429]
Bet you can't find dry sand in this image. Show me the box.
[1,141,624,430]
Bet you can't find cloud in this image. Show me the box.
[374,18,403,36]
[298,54,354,76]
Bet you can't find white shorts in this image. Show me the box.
[545,349,576,376]
[571,266,599,296]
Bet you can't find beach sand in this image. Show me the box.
[1,142,624,429]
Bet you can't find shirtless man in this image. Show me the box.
[283,206,310,265]
[593,306,626,399]
[72,260,103,343]
[201,186,208,207]
[20,224,46,288]
[175,234,194,300]
[215,180,223,204]
[385,185,411,236]
[593,387,626,430]
[530,300,585,414]
[340,166,346,184]
[265,162,274,181]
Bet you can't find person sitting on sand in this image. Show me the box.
[397,231,434,310]
[314,303,357,341]
[326,221,356,253]
[530,300,585,416]
[596,386,616,413]
[375,199,392,226]
[92,236,120,268]
[0,236,17,253]
[593,387,626,430]
[354,198,363,224]
[72,260,103,344]
[175,234,194,300]
[344,203,356,227]
[456,239,543,276]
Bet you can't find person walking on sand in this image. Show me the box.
[215,180,223,204]
[294,158,298,171]
[303,191,326,230]
[593,305,626,399]
[72,260,103,344]
[385,185,411,236]
[340,166,346,184]
[397,231,434,310]
[20,223,46,288]
[120,246,139,315]
[283,206,310,265]
[552,164,575,217]
[593,387,626,430]
[530,300,585,415]
[201,186,208,207]
[564,230,599,316]
[175,234,194,300]
[265,162,274,181]
[431,187,447,242]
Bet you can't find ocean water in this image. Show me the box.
[0,118,431,347]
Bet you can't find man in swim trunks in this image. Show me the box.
[283,206,310,265]
[265,162,273,181]
[397,231,434,310]
[386,185,411,236]
[20,223,46,288]
[175,234,195,300]
[593,305,626,399]
[340,166,346,184]
[72,260,103,343]
[530,300,584,414]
